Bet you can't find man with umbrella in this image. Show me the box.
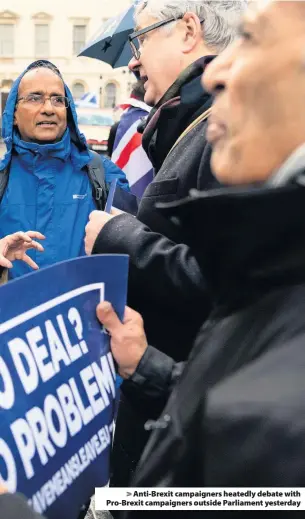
[85,0,246,492]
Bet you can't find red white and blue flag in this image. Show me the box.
[111,98,153,198]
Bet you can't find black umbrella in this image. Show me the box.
[78,4,136,68]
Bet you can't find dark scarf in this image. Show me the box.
[140,56,215,173]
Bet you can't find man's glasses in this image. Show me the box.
[129,16,205,61]
[17,94,70,108]
[129,16,183,61]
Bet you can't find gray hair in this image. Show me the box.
[135,0,247,52]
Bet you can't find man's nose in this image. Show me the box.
[202,44,234,95]
[41,98,55,113]
[128,56,141,73]
[203,58,225,96]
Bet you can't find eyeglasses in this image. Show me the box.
[129,16,183,61]
[17,94,70,108]
[129,16,205,61]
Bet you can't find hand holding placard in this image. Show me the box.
[0,255,128,519]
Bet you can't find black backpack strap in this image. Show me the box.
[0,166,9,204]
[86,151,108,210]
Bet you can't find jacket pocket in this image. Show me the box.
[143,177,179,198]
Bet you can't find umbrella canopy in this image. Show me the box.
[78,4,138,68]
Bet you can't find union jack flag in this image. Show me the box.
[111,98,153,198]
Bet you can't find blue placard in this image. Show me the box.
[0,254,128,519]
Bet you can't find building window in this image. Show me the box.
[73,25,86,55]
[0,24,14,56]
[104,82,117,109]
[35,24,49,57]
[73,82,85,100]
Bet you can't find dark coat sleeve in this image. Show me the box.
[93,214,207,311]
[0,493,45,519]
[122,345,185,419]
[92,143,216,314]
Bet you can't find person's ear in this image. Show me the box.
[181,12,202,54]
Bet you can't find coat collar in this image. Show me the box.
[13,127,71,161]
[141,56,215,172]
[11,127,91,171]
[267,143,305,187]
[159,179,305,309]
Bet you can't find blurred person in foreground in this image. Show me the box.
[111,79,153,198]
[97,0,305,511]
[0,487,45,519]
[85,1,245,487]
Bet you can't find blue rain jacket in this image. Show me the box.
[0,61,129,279]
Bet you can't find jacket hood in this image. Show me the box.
[0,60,89,170]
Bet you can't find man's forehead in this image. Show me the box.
[135,12,159,31]
[19,68,64,93]
[246,0,305,27]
